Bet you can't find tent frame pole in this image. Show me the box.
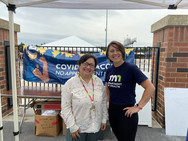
[8,1,20,141]
[0,90,4,141]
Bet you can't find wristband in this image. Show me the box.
[136,104,142,110]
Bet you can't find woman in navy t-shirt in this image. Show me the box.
[105,41,155,141]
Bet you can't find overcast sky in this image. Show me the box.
[1,2,188,47]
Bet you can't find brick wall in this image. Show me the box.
[0,18,20,117]
[151,15,188,128]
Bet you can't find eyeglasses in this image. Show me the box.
[82,62,95,68]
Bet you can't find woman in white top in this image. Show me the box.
[61,54,108,141]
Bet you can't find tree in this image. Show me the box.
[17,42,25,53]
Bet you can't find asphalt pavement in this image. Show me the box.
[2,108,186,141]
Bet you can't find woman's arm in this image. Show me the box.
[124,79,155,117]
[105,82,110,109]
[137,79,155,108]
[100,81,108,130]
[60,81,79,133]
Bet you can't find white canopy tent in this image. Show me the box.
[43,36,95,47]
[1,0,188,9]
[42,35,101,52]
[0,0,188,141]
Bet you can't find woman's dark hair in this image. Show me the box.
[106,41,125,62]
[78,54,97,67]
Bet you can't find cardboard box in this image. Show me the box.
[62,119,66,136]
[33,99,61,110]
[35,113,61,137]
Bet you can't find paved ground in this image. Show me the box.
[2,108,187,141]
[2,121,186,141]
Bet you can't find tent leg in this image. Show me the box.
[0,94,4,141]
[8,5,20,141]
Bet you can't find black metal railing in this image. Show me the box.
[126,46,154,72]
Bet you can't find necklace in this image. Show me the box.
[79,75,94,101]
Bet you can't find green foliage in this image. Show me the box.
[17,42,25,53]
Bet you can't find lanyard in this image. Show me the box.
[79,76,94,101]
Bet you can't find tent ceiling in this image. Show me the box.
[1,0,188,9]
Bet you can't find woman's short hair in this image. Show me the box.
[106,41,125,62]
[78,54,97,68]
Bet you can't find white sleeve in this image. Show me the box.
[101,80,108,123]
[60,80,79,133]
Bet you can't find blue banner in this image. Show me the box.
[23,45,135,84]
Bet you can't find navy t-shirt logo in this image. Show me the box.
[109,75,121,82]
[108,75,122,88]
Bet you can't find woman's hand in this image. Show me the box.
[100,123,106,131]
[123,106,140,117]
[70,129,81,139]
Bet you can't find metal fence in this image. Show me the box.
[18,46,160,87]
